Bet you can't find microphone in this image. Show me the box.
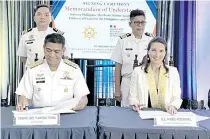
[169,56,174,66]
[70,53,75,62]
[71,53,73,59]
[133,54,138,69]
[34,53,38,62]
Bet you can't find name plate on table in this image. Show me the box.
[13,114,60,126]
[154,115,197,127]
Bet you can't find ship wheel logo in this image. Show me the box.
[83,26,96,40]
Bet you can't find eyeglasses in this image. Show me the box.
[133,21,146,26]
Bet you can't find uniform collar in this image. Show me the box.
[41,59,65,72]
[34,27,52,35]
[129,33,147,41]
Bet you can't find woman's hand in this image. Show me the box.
[166,105,178,115]
[132,104,140,112]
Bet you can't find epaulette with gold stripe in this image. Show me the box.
[53,28,64,35]
[63,59,78,69]
[120,33,131,39]
[21,28,32,35]
[28,60,44,69]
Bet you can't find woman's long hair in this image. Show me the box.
[140,37,169,74]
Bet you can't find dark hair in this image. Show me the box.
[34,4,51,14]
[140,37,169,74]
[44,33,65,47]
[130,9,145,20]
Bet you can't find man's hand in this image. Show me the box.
[132,104,140,112]
[16,95,29,111]
[72,96,88,111]
[166,105,178,115]
[114,92,121,102]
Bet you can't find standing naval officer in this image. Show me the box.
[17,4,69,67]
[110,9,154,107]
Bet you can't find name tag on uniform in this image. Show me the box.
[36,74,45,83]
[154,113,197,127]
[36,80,45,83]
[125,48,133,50]
[36,78,45,83]
[26,41,34,44]
[26,36,35,44]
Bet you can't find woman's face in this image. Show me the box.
[148,42,166,65]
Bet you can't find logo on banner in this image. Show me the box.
[82,26,96,40]
[109,24,124,38]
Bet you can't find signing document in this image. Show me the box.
[12,98,80,126]
[13,97,80,115]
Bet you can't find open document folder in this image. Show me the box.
[138,110,210,122]
[13,98,80,114]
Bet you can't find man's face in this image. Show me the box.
[34,7,51,28]
[130,15,146,36]
[44,42,65,67]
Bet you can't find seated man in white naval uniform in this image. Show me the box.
[16,33,89,111]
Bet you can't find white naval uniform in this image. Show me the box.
[17,27,70,67]
[110,33,152,107]
[15,59,90,107]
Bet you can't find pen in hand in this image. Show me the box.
[23,106,36,110]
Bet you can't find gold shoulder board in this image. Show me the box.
[28,60,44,69]
[63,59,78,69]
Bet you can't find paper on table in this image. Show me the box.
[52,97,80,110]
[46,108,76,114]
[13,98,80,114]
[196,115,210,122]
[138,110,167,119]
[138,110,210,122]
